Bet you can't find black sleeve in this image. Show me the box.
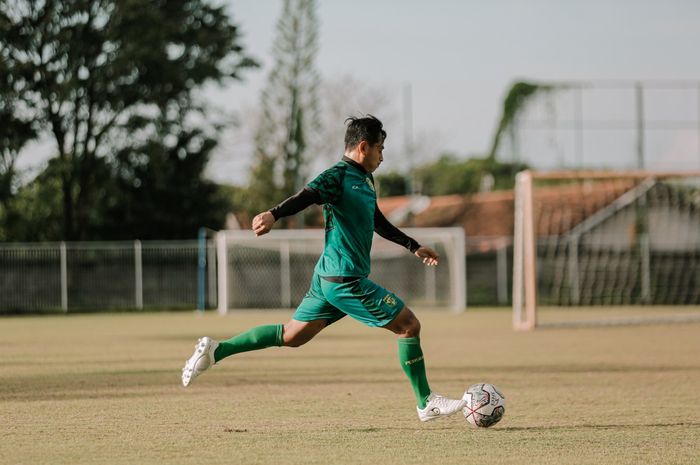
[269,187,322,220]
[374,203,421,253]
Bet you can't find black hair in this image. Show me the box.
[344,115,386,151]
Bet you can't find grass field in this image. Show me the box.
[1,308,699,465]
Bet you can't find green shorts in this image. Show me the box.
[293,273,405,327]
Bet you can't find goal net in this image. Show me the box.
[216,228,465,313]
[513,170,700,329]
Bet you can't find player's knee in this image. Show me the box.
[282,328,308,347]
[284,338,306,348]
[404,317,421,338]
[282,320,324,347]
[392,308,421,337]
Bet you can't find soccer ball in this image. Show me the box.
[462,383,506,427]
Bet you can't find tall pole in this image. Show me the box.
[60,241,68,312]
[636,82,645,170]
[575,84,583,168]
[134,240,143,310]
[635,82,651,303]
[403,82,415,195]
[197,228,206,312]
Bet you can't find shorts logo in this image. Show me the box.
[382,294,397,307]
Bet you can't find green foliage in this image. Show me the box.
[0,0,256,240]
[98,121,232,239]
[246,0,321,221]
[488,81,548,159]
[376,154,528,197]
[4,160,79,241]
[375,172,408,198]
[415,155,482,196]
[0,43,38,239]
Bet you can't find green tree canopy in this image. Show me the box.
[0,0,256,240]
[488,81,548,160]
[376,154,528,198]
[246,0,321,222]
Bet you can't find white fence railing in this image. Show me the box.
[1,234,514,313]
[0,240,214,313]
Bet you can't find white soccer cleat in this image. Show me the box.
[181,337,219,387]
[416,392,467,422]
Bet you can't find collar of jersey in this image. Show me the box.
[341,156,367,174]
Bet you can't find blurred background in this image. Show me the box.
[2,0,700,312]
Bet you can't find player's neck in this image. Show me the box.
[342,153,368,173]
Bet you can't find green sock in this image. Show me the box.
[213,324,284,362]
[397,337,432,409]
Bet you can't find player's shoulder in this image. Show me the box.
[313,161,348,183]
[307,161,349,200]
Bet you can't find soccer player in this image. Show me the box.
[182,115,465,421]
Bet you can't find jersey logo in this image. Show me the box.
[382,294,397,307]
[351,178,375,193]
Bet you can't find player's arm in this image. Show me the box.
[373,203,439,266]
[252,188,321,236]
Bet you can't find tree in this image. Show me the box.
[0,0,256,240]
[0,34,37,239]
[375,171,408,198]
[376,154,528,197]
[99,114,232,239]
[0,107,36,240]
[488,81,548,160]
[246,0,321,222]
[315,75,395,167]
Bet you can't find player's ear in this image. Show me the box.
[358,140,368,156]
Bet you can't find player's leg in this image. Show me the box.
[321,277,464,421]
[282,318,327,347]
[214,317,327,359]
[181,323,281,387]
[182,273,341,387]
[181,319,329,387]
[383,306,465,421]
[382,306,430,405]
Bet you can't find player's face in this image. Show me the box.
[364,140,384,173]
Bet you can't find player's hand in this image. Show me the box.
[252,211,276,236]
[414,246,439,266]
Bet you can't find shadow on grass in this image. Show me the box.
[438,363,700,375]
[499,421,700,432]
[0,366,401,402]
[1,368,179,402]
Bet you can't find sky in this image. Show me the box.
[18,0,700,184]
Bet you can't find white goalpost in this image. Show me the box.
[217,228,466,314]
[513,170,700,330]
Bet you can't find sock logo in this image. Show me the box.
[404,355,424,366]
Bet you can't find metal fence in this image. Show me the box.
[499,80,700,172]
[217,229,468,311]
[0,236,513,314]
[0,240,213,313]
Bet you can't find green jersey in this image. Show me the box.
[307,159,377,277]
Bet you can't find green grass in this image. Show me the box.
[1,309,699,465]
